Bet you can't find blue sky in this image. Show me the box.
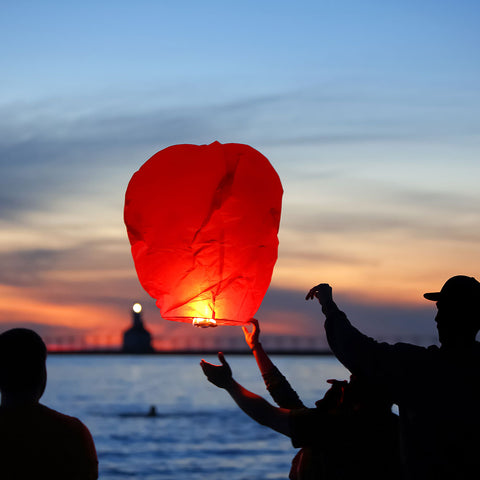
[1,0,479,347]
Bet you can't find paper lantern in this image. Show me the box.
[124,141,283,327]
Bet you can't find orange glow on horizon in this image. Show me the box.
[47,333,124,352]
[274,223,480,309]
[0,285,127,332]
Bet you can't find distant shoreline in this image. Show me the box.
[48,349,334,356]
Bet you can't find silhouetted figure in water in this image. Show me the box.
[147,405,157,417]
[306,275,480,480]
[0,328,98,480]
[201,318,400,480]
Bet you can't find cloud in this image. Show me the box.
[284,209,480,242]
[0,237,143,324]
[0,321,81,339]
[0,86,477,347]
[0,247,59,287]
[280,174,480,244]
[0,92,285,162]
[2,81,475,225]
[0,237,438,347]
[0,193,34,221]
[0,93,291,221]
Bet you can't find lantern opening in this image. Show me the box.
[192,318,217,328]
[133,303,142,313]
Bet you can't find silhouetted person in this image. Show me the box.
[147,405,157,417]
[0,328,98,479]
[306,275,480,480]
[242,318,400,479]
[201,319,400,480]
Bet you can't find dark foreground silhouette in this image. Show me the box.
[201,318,400,480]
[0,328,98,480]
[307,275,480,480]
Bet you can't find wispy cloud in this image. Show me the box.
[0,85,478,344]
[3,82,474,226]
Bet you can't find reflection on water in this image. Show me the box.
[43,355,349,480]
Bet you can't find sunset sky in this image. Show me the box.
[1,1,479,348]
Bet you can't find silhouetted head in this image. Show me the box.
[0,328,47,403]
[424,276,480,347]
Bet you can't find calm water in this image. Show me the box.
[43,354,350,480]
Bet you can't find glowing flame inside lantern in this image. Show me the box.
[192,318,217,328]
[191,301,217,328]
[133,303,142,313]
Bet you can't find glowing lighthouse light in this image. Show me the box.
[133,303,142,314]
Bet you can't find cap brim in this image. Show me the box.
[424,292,440,301]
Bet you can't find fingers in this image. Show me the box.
[200,353,226,368]
[199,359,215,370]
[305,288,316,300]
[305,284,331,300]
[305,285,319,300]
[243,318,259,338]
[243,318,258,332]
[199,359,209,375]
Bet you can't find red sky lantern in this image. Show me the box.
[124,142,283,327]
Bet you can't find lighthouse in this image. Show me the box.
[122,303,154,353]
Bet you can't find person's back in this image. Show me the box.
[0,328,98,480]
[289,376,400,480]
[388,342,480,479]
[0,402,98,479]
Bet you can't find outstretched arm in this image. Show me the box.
[306,283,375,373]
[243,319,305,409]
[200,352,291,436]
[242,318,275,375]
[306,283,339,316]
[306,283,407,388]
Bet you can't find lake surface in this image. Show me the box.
[43,354,350,480]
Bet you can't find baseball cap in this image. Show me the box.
[423,275,480,303]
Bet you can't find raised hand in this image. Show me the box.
[242,318,260,350]
[200,352,233,389]
[305,283,333,306]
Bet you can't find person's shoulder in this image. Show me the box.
[390,341,437,356]
[290,406,326,423]
[38,404,90,433]
[38,403,78,420]
[378,342,437,372]
[290,405,315,416]
[38,405,98,477]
